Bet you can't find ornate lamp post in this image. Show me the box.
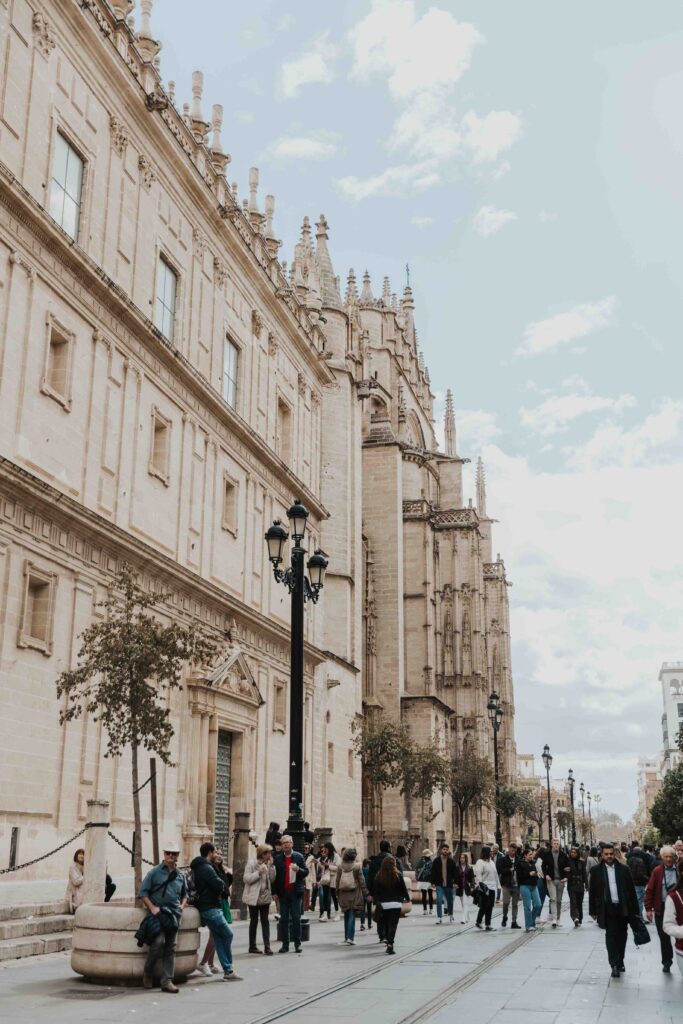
[542,744,553,845]
[265,500,328,852]
[587,790,593,845]
[579,781,586,843]
[487,691,504,848]
[567,769,576,845]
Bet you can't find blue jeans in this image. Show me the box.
[344,908,356,941]
[200,908,234,973]
[520,885,541,930]
[280,890,302,948]
[634,885,646,917]
[436,885,454,919]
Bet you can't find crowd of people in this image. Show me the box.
[69,824,683,993]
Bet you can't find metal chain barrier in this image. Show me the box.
[107,830,156,867]
[0,827,87,875]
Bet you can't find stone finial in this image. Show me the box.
[167,80,175,104]
[444,388,456,457]
[231,181,239,199]
[382,276,391,306]
[137,0,161,60]
[391,292,398,311]
[182,102,190,127]
[359,269,374,305]
[345,268,359,306]
[314,214,341,307]
[191,70,204,122]
[248,167,260,214]
[476,456,487,517]
[111,1,134,18]
[402,283,415,309]
[264,195,280,257]
[210,104,230,173]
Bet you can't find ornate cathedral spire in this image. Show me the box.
[314,215,341,307]
[345,268,359,306]
[476,456,487,517]
[444,389,456,457]
[359,269,374,305]
[382,276,391,306]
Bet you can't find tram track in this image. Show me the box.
[245,914,537,1024]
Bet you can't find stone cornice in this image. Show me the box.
[402,500,481,531]
[401,693,455,717]
[0,166,328,520]
[0,456,327,675]
[62,0,334,384]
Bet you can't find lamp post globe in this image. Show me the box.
[286,499,309,544]
[542,744,553,845]
[265,520,289,566]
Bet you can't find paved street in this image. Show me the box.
[0,901,680,1024]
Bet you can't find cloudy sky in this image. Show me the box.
[153,0,683,820]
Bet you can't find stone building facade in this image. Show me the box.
[0,0,519,877]
[0,0,362,877]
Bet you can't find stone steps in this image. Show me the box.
[0,901,74,962]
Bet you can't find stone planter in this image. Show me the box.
[71,903,200,983]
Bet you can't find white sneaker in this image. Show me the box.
[210,966,222,975]
[460,919,467,924]
[423,910,428,916]
[348,939,355,945]
[436,918,442,925]
[197,964,212,977]
[449,916,454,924]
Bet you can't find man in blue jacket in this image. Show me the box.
[272,834,308,953]
[190,842,241,980]
[139,841,187,993]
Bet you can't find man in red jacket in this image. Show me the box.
[644,845,678,973]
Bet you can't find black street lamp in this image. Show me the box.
[587,790,593,845]
[265,500,328,853]
[487,691,504,848]
[567,769,576,845]
[542,744,553,846]
[579,782,586,843]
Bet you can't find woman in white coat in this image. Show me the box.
[474,846,499,931]
[65,848,85,914]
[243,844,276,955]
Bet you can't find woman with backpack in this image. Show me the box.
[415,849,434,915]
[372,855,411,955]
[335,847,368,945]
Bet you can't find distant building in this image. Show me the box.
[635,756,662,833]
[659,662,683,775]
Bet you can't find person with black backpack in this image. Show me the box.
[627,844,651,918]
[415,849,434,915]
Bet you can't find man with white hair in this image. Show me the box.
[645,845,678,973]
[272,835,308,953]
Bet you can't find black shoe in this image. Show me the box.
[249,947,262,954]
[510,922,521,929]
[619,963,625,973]
[611,967,620,979]
[278,946,289,954]
[501,917,507,928]
[294,945,302,954]
[663,963,672,973]
[386,945,395,955]
[475,922,483,929]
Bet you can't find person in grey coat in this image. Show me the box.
[243,844,276,955]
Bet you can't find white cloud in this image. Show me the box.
[473,204,518,237]
[265,135,338,161]
[520,392,636,437]
[491,160,511,180]
[278,32,337,99]
[461,110,522,164]
[335,160,440,201]
[411,215,434,228]
[539,209,558,223]
[344,1,521,195]
[565,398,683,470]
[516,296,617,357]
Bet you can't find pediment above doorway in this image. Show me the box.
[201,648,265,707]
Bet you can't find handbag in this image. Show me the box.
[472,881,488,907]
[222,896,233,924]
[630,916,650,946]
[400,900,412,917]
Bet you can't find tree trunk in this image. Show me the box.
[131,739,143,901]
[420,796,425,852]
[458,804,465,856]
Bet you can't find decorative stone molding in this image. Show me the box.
[267,332,278,357]
[311,391,321,409]
[33,12,56,57]
[9,251,35,279]
[138,154,157,191]
[192,228,208,262]
[297,373,306,397]
[251,310,263,335]
[109,115,129,156]
[213,256,228,288]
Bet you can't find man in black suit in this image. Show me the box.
[589,841,640,978]
[272,834,308,954]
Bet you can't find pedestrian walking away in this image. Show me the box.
[455,852,475,924]
[368,840,402,943]
[517,847,542,932]
[662,860,683,978]
[567,846,587,926]
[139,840,188,994]
[474,846,499,930]
[336,847,368,944]
[498,843,521,928]
[430,842,457,924]
[66,848,85,915]
[589,841,640,979]
[243,843,276,955]
[415,849,435,915]
[627,843,652,919]
[541,839,571,926]
[273,834,308,953]
[191,842,241,981]
[372,855,411,955]
[492,845,503,903]
[645,844,678,973]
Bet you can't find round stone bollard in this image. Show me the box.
[71,903,200,984]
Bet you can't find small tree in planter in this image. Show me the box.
[56,566,216,896]
[352,717,410,840]
[401,742,449,852]
[447,752,495,855]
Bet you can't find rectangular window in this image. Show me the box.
[327,742,334,773]
[48,133,84,240]
[149,407,171,485]
[223,337,239,409]
[40,316,74,410]
[276,397,292,465]
[273,682,286,731]
[221,473,238,534]
[154,257,177,342]
[18,562,57,655]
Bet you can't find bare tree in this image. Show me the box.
[446,752,495,855]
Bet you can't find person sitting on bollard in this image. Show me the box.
[66,848,85,914]
[139,840,188,994]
